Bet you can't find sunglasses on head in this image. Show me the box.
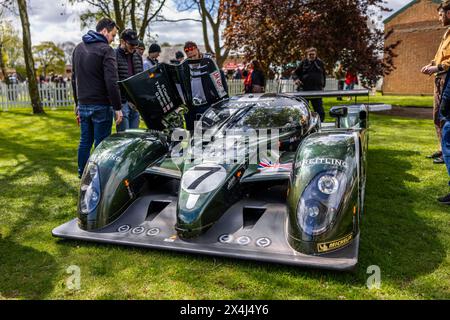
[184,46,197,53]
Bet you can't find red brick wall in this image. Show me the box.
[383,0,445,95]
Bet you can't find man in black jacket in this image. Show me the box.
[72,18,122,178]
[115,29,144,132]
[183,41,228,130]
[294,47,327,122]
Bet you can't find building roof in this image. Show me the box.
[384,0,441,24]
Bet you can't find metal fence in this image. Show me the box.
[0,78,363,110]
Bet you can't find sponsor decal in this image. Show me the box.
[258,160,292,173]
[147,228,160,237]
[164,235,178,243]
[155,81,175,114]
[104,154,123,163]
[117,225,131,233]
[256,237,272,248]
[317,234,353,253]
[132,227,145,235]
[236,236,252,246]
[210,71,228,98]
[302,158,348,169]
[218,234,234,244]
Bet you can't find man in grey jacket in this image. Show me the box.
[72,18,123,178]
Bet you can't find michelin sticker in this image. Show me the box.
[317,234,353,253]
[182,164,227,194]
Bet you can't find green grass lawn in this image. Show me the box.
[0,106,449,300]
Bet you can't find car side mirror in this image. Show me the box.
[330,106,348,119]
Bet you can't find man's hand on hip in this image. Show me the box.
[422,65,439,75]
[115,110,124,125]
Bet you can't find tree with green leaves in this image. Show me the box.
[222,0,400,87]
[33,42,66,77]
[70,0,166,40]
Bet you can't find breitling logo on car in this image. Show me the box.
[301,158,349,168]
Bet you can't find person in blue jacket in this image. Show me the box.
[437,72,450,205]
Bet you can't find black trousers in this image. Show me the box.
[307,98,325,122]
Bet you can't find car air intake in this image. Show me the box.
[147,200,172,222]
[243,207,266,230]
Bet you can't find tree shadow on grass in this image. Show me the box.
[0,238,57,299]
[0,120,80,299]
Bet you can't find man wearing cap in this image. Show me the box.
[115,29,144,132]
[72,17,123,178]
[183,41,228,130]
[143,43,161,70]
[421,0,450,164]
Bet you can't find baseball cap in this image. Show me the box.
[175,51,185,60]
[148,43,162,54]
[121,29,139,46]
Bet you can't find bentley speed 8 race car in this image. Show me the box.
[53,58,389,271]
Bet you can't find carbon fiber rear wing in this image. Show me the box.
[284,89,391,111]
[284,89,370,99]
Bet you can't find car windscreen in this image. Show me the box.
[201,100,309,131]
[232,104,309,130]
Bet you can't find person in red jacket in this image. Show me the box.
[344,70,358,101]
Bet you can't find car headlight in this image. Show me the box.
[297,170,347,236]
[318,175,339,195]
[79,163,101,214]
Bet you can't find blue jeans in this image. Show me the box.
[78,105,114,177]
[442,121,450,185]
[116,102,140,132]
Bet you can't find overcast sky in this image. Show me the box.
[8,0,412,46]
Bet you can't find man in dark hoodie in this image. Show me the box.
[294,47,327,122]
[72,18,122,178]
[115,29,143,132]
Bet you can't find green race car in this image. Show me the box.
[53,58,389,271]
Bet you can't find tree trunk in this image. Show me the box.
[17,0,44,114]
[0,43,11,85]
[113,0,125,32]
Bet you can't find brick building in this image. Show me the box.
[383,0,445,95]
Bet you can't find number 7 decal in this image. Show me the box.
[188,166,222,190]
